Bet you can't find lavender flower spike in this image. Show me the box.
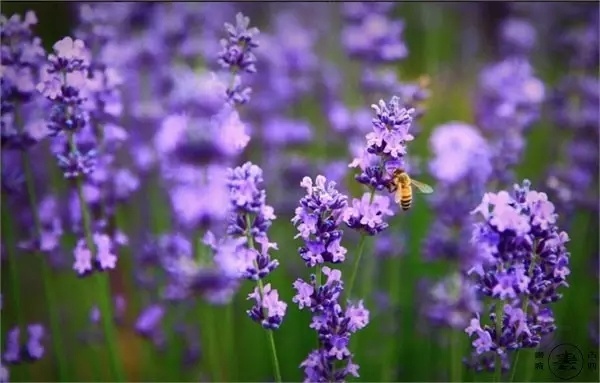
[350,96,415,191]
[464,180,570,372]
[292,175,348,267]
[292,175,370,381]
[225,161,284,380]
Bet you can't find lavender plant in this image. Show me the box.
[0,3,596,383]
[292,175,369,381]
[465,180,570,378]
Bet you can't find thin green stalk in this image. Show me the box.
[71,135,124,380]
[450,330,463,382]
[346,235,366,300]
[494,302,504,383]
[346,189,376,300]
[204,305,224,381]
[224,302,237,381]
[245,215,283,383]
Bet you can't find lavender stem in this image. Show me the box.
[346,189,376,299]
[494,302,504,382]
[70,134,124,381]
[450,330,462,382]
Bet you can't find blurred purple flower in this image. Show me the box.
[1,11,48,150]
[2,324,45,364]
[499,18,537,57]
[342,3,407,63]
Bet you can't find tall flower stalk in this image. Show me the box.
[347,95,416,299]
[292,175,370,382]
[36,36,124,380]
[224,162,285,382]
[464,180,570,378]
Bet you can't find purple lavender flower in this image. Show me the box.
[343,192,394,235]
[247,283,287,330]
[292,175,370,381]
[73,233,117,276]
[293,267,369,382]
[350,96,415,191]
[292,175,348,267]
[464,180,569,371]
[218,12,259,74]
[499,18,537,57]
[224,162,286,328]
[2,324,45,364]
[37,36,99,179]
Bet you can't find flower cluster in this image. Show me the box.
[294,267,369,381]
[292,175,348,267]
[37,36,96,178]
[3,324,45,364]
[1,11,47,150]
[464,180,569,370]
[292,175,370,381]
[218,12,260,105]
[226,162,286,329]
[343,192,393,235]
[350,96,415,191]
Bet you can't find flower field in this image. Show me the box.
[1,2,598,382]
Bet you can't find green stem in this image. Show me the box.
[71,134,124,381]
[245,215,283,383]
[450,330,462,382]
[224,302,237,381]
[494,302,504,383]
[346,235,366,300]
[204,305,223,381]
[346,189,376,300]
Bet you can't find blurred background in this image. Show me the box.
[1,1,598,382]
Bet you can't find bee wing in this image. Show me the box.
[411,179,434,194]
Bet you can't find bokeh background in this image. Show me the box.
[1,1,598,382]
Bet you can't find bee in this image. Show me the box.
[386,169,434,210]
